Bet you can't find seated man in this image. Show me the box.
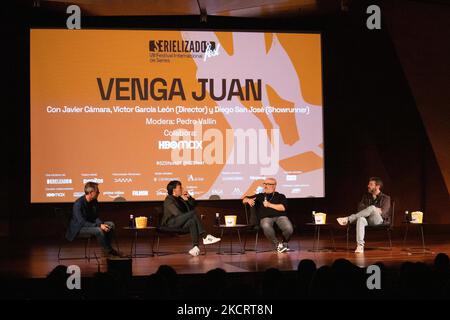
[65,182,119,257]
[337,177,391,253]
[242,178,294,253]
[162,180,221,257]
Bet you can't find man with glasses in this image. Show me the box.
[242,178,294,253]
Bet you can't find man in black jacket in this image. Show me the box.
[337,177,391,253]
[66,182,119,257]
[162,180,220,256]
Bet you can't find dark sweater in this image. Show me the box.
[357,192,391,221]
[245,192,288,219]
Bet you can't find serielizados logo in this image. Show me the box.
[149,39,217,53]
[149,39,220,61]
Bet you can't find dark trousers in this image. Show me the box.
[78,221,115,253]
[260,216,294,247]
[167,211,205,247]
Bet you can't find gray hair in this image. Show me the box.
[265,177,277,184]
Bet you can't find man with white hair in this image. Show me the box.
[243,178,294,253]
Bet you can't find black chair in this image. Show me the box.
[243,203,262,252]
[153,206,207,256]
[346,200,395,251]
[55,207,96,262]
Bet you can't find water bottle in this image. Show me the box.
[129,214,135,228]
[148,215,153,226]
[312,210,316,223]
[215,212,220,226]
[405,210,410,222]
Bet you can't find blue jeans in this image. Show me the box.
[348,206,383,246]
[78,221,115,252]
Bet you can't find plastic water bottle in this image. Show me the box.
[129,214,135,228]
[215,213,220,226]
[148,215,153,226]
[312,210,316,223]
[405,210,410,222]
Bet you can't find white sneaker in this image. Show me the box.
[354,245,364,253]
[337,217,349,226]
[277,242,288,253]
[189,246,200,257]
[203,234,221,245]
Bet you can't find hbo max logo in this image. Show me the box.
[158,140,202,150]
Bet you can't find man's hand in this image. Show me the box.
[181,191,190,201]
[263,200,270,208]
[243,197,256,207]
[100,224,111,232]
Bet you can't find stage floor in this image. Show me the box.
[1,232,449,278]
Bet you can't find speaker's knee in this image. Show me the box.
[260,222,271,231]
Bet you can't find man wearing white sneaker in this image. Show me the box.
[337,177,391,253]
[162,180,221,256]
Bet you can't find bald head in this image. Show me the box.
[263,177,277,193]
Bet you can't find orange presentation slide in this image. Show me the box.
[30,29,324,202]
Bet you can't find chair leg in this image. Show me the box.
[330,227,336,251]
[151,232,157,256]
[420,225,426,251]
[254,231,259,252]
[402,224,409,248]
[237,229,244,253]
[155,235,160,256]
[243,230,248,251]
[86,238,91,262]
[218,228,224,254]
[387,229,392,250]
[346,226,349,251]
[58,239,63,260]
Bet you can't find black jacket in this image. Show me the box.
[65,196,102,241]
[162,194,196,226]
[357,192,391,222]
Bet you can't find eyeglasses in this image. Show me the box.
[263,183,276,186]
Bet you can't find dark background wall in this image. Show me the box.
[1,0,448,239]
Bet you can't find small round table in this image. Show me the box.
[123,226,156,258]
[306,223,336,252]
[401,222,433,255]
[214,224,248,255]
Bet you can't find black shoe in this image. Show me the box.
[106,249,122,257]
